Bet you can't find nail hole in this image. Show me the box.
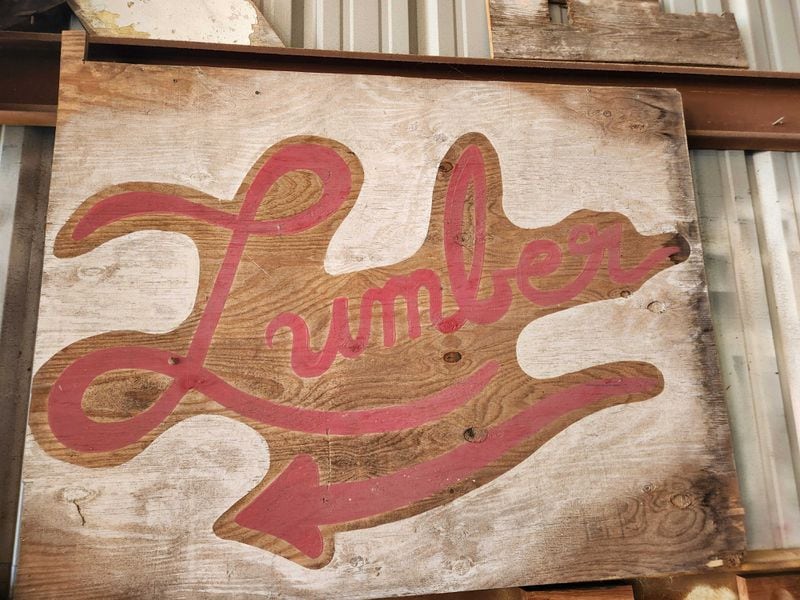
[168,356,179,365]
[463,427,487,443]
[620,289,631,298]
[647,301,666,314]
[255,90,261,95]
[443,351,462,363]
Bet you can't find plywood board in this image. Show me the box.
[15,31,744,599]
[68,0,284,46]
[489,0,747,67]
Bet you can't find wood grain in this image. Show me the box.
[14,30,743,599]
[489,0,747,68]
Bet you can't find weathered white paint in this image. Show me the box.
[71,0,284,46]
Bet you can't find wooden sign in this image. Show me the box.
[16,32,744,599]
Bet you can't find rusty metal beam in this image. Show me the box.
[1,31,799,151]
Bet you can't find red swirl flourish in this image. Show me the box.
[48,140,679,454]
[50,142,501,453]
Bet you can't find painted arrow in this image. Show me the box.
[234,375,659,558]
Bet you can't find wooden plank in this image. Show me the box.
[488,0,747,67]
[69,0,285,46]
[15,30,743,598]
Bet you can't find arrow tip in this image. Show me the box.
[234,454,325,559]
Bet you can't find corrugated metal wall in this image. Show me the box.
[0,126,24,327]
[1,1,798,557]
[684,0,800,550]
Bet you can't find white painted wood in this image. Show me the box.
[70,0,284,46]
[0,126,24,330]
[692,150,800,548]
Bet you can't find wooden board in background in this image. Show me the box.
[15,31,743,599]
[489,0,747,67]
[68,0,284,46]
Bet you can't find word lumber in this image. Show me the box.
[32,133,684,566]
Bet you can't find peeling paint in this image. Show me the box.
[71,0,283,46]
[90,9,150,38]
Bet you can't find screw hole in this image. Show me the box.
[463,427,487,443]
[443,351,462,363]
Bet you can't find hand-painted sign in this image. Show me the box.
[33,133,682,564]
[17,32,743,600]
